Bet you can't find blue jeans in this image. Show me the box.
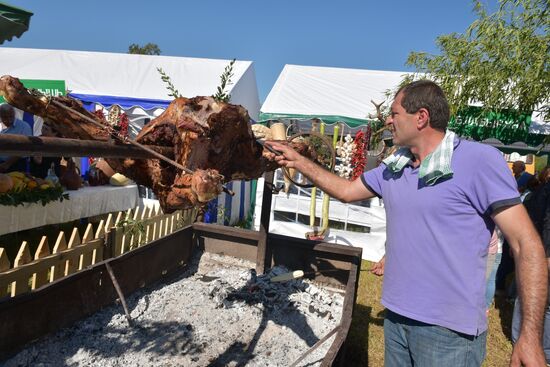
[511,298,550,363]
[486,253,502,308]
[384,310,487,367]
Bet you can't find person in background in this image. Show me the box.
[524,166,550,231]
[504,170,549,300]
[497,174,543,302]
[512,165,550,364]
[29,123,62,179]
[266,80,547,366]
[521,175,540,202]
[0,103,32,173]
[486,228,503,312]
[512,160,533,193]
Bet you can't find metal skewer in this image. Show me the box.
[255,138,284,156]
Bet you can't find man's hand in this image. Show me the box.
[510,335,546,366]
[264,140,376,203]
[370,256,385,276]
[265,140,304,169]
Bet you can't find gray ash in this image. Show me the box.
[3,252,344,367]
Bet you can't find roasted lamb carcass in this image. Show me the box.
[0,75,313,212]
[103,95,290,212]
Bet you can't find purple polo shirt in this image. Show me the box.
[362,138,520,335]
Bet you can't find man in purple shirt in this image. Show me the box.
[266,80,547,366]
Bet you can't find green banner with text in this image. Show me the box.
[0,79,66,103]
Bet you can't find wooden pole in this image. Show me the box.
[256,171,274,274]
[0,134,173,159]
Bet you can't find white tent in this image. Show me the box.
[0,47,261,225]
[256,64,404,262]
[260,64,408,127]
[0,47,261,120]
[261,64,548,131]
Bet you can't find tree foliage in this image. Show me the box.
[405,0,549,122]
[128,43,161,55]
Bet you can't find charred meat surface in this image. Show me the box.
[0,76,109,141]
[109,96,281,212]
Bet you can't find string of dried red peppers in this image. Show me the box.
[350,125,372,180]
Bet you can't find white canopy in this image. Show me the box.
[261,64,548,132]
[260,64,408,127]
[0,47,261,119]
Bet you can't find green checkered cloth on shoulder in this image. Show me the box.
[382,131,456,186]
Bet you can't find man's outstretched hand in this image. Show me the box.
[266,138,376,203]
[265,140,304,169]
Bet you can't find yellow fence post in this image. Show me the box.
[12,241,32,296]
[50,232,68,282]
[82,223,95,267]
[0,248,11,298]
[32,236,51,289]
[65,228,81,275]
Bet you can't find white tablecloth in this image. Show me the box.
[0,185,140,236]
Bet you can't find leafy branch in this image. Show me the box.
[116,217,146,249]
[0,185,69,207]
[157,67,181,99]
[212,59,236,103]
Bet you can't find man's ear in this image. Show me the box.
[416,108,430,129]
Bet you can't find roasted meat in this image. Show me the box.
[0,76,109,140]
[0,75,314,212]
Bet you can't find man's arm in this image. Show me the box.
[266,140,375,203]
[492,204,547,366]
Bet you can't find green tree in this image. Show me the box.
[128,43,161,55]
[405,0,549,128]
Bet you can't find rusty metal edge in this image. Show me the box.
[192,222,261,241]
[268,232,363,259]
[193,221,363,268]
[323,257,362,366]
[0,226,194,360]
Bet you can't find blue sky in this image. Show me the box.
[5,0,496,102]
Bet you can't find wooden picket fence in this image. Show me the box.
[0,205,197,299]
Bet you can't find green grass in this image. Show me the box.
[346,260,513,366]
